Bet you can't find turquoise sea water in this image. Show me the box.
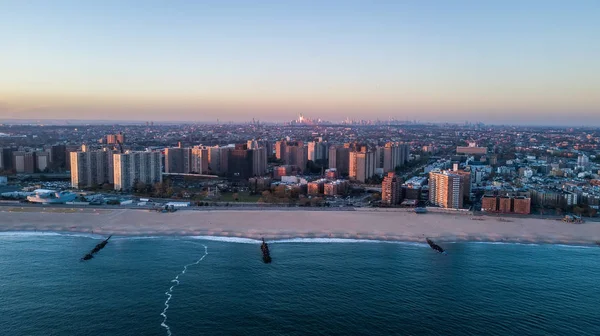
[1,233,599,336]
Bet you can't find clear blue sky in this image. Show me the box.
[1,0,599,125]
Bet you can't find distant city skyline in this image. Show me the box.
[1,1,599,125]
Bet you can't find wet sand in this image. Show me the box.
[1,207,599,245]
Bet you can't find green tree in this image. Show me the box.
[573,206,584,216]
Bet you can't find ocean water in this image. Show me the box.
[1,233,599,336]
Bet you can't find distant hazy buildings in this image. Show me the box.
[113,151,162,191]
[577,154,589,168]
[456,142,487,155]
[106,133,125,145]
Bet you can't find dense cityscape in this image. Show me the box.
[0,114,598,219]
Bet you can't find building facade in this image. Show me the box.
[382,142,409,172]
[349,150,376,183]
[429,170,464,209]
[328,146,350,176]
[70,150,110,188]
[165,147,192,173]
[382,172,402,205]
[113,151,162,191]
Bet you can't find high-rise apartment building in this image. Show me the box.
[276,140,307,171]
[64,145,81,171]
[70,150,110,188]
[227,144,267,179]
[307,141,328,162]
[165,147,192,173]
[251,147,267,176]
[382,142,409,172]
[349,150,376,183]
[0,147,14,171]
[104,148,119,183]
[429,170,464,209]
[35,151,50,172]
[228,144,253,180]
[50,144,67,170]
[205,146,231,175]
[191,146,209,174]
[382,172,402,205]
[289,144,307,172]
[328,146,350,176]
[113,151,162,191]
[13,151,37,174]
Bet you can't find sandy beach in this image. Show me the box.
[1,207,599,245]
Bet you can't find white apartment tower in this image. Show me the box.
[429,170,463,209]
[349,150,376,183]
[70,150,110,188]
[382,142,409,172]
[113,151,162,191]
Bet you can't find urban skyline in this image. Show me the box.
[1,1,599,125]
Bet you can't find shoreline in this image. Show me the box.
[0,230,597,248]
[0,208,599,246]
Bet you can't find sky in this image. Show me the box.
[1,0,599,125]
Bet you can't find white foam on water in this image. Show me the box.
[272,237,376,244]
[271,237,429,247]
[160,244,208,336]
[468,241,540,246]
[554,244,594,249]
[0,231,111,240]
[112,236,163,241]
[190,236,261,244]
[59,232,106,239]
[0,231,62,237]
[0,231,105,240]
